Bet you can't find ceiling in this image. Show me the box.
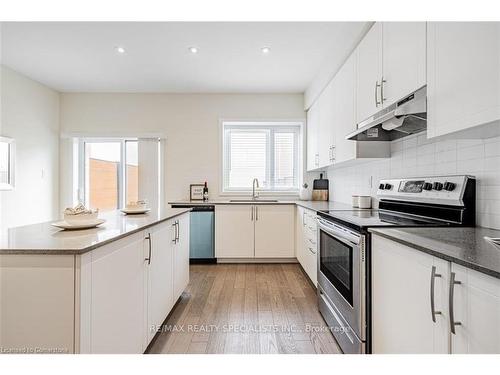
[1,22,368,93]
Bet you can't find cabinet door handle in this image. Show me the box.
[255,205,258,221]
[375,80,381,107]
[308,247,317,255]
[302,211,306,226]
[172,222,177,243]
[430,266,442,322]
[381,77,387,103]
[449,272,462,334]
[251,205,254,221]
[175,220,180,243]
[145,232,152,265]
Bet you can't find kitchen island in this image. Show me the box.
[0,208,191,354]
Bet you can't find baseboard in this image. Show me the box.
[217,258,298,264]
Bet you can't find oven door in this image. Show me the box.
[317,217,365,341]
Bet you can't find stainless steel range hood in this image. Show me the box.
[346,86,427,141]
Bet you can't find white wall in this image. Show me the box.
[0,66,60,230]
[60,93,305,204]
[324,131,500,230]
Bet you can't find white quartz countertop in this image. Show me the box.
[0,208,191,255]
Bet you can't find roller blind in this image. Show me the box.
[223,122,301,192]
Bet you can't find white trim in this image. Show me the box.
[61,131,165,139]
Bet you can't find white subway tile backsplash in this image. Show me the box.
[457,144,484,161]
[485,142,500,157]
[324,131,500,230]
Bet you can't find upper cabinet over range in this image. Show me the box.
[356,22,426,124]
[426,22,500,138]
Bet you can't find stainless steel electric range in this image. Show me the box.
[316,175,476,354]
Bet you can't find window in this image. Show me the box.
[222,121,302,193]
[79,138,139,211]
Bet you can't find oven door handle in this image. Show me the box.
[317,218,361,246]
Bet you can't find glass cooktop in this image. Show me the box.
[318,209,449,230]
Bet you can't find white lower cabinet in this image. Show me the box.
[80,212,190,353]
[215,204,295,259]
[89,231,147,354]
[372,234,500,354]
[173,213,190,300]
[145,220,175,344]
[215,205,255,258]
[254,205,295,258]
[295,206,318,286]
[450,264,500,353]
[372,235,449,353]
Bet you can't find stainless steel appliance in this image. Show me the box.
[317,175,476,354]
[346,86,427,141]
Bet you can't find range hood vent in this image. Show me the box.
[346,86,427,141]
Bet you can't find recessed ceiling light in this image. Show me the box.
[261,46,271,54]
[115,46,126,54]
[189,46,198,54]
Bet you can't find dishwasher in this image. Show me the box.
[171,205,215,263]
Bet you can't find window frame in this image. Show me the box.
[77,137,138,210]
[220,121,303,195]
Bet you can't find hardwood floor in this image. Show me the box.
[147,263,341,354]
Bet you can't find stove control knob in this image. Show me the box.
[444,182,456,191]
[423,182,433,191]
[384,183,392,190]
[433,182,443,191]
[379,183,385,190]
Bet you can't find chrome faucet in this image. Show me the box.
[252,178,260,200]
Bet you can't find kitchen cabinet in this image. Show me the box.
[372,234,500,354]
[450,264,500,354]
[90,231,147,354]
[215,204,295,259]
[333,52,357,164]
[145,221,174,343]
[356,22,383,124]
[254,205,295,258]
[356,22,426,124]
[317,79,336,168]
[173,213,190,300]
[427,22,500,138]
[306,101,320,171]
[372,235,449,353]
[382,22,426,108]
[215,205,255,258]
[81,211,190,353]
[296,206,318,286]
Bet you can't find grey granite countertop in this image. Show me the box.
[169,199,358,212]
[369,227,500,279]
[0,208,191,255]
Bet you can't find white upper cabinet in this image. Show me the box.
[306,101,320,171]
[382,22,426,107]
[356,22,426,124]
[317,79,336,169]
[427,22,500,138]
[356,22,383,123]
[333,52,357,164]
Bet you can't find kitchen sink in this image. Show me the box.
[229,199,279,203]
